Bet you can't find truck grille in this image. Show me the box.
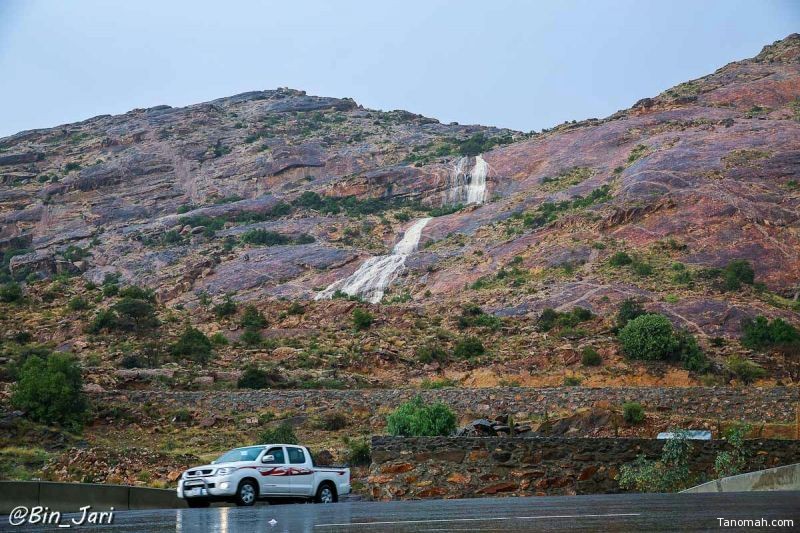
[186,469,214,477]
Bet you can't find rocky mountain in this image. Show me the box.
[1,34,799,391]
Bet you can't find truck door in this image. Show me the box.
[286,446,314,495]
[256,446,292,495]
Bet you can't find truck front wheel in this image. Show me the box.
[235,479,258,506]
[315,482,337,503]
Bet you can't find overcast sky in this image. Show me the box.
[0,0,798,138]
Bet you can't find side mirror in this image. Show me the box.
[261,454,275,463]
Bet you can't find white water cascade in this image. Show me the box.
[445,154,489,205]
[315,217,432,303]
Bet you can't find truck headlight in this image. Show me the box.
[216,467,233,476]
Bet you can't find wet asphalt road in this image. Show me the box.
[3,492,799,532]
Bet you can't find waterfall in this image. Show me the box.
[445,155,488,205]
[315,217,432,303]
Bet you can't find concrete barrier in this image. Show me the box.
[0,481,186,514]
[683,463,800,493]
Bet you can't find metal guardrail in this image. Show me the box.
[0,481,186,514]
[682,463,800,493]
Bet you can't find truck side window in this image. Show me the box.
[263,447,285,464]
[287,447,305,464]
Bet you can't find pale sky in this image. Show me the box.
[0,0,798,137]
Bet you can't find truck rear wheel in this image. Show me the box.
[235,479,258,506]
[315,482,337,503]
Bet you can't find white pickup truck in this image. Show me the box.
[177,444,350,507]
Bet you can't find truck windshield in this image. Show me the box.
[215,446,264,463]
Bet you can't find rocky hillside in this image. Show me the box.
[1,34,799,392]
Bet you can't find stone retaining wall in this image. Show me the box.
[368,436,800,500]
[97,386,798,422]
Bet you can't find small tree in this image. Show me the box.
[11,353,87,430]
[171,327,213,364]
[619,430,695,492]
[352,308,374,330]
[453,336,485,358]
[714,424,751,479]
[386,395,457,436]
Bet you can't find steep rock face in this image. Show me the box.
[1,36,799,336]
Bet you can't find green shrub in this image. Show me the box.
[319,412,348,431]
[210,332,229,345]
[352,308,374,330]
[416,343,447,364]
[741,316,799,350]
[563,376,582,386]
[240,305,267,328]
[88,297,159,333]
[631,260,653,277]
[257,421,298,445]
[170,327,213,364]
[237,366,271,389]
[722,260,755,291]
[241,229,289,246]
[173,408,192,423]
[287,302,305,315]
[213,295,237,318]
[609,251,633,267]
[726,356,766,384]
[344,437,371,466]
[420,378,458,389]
[118,285,155,302]
[619,314,679,361]
[453,336,484,358]
[11,353,87,430]
[714,424,750,478]
[457,305,502,331]
[68,297,90,311]
[240,327,263,347]
[386,396,457,436]
[619,430,694,492]
[581,347,602,366]
[616,299,646,329]
[622,402,645,424]
[675,331,710,372]
[537,307,593,332]
[0,282,23,303]
[537,308,559,331]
